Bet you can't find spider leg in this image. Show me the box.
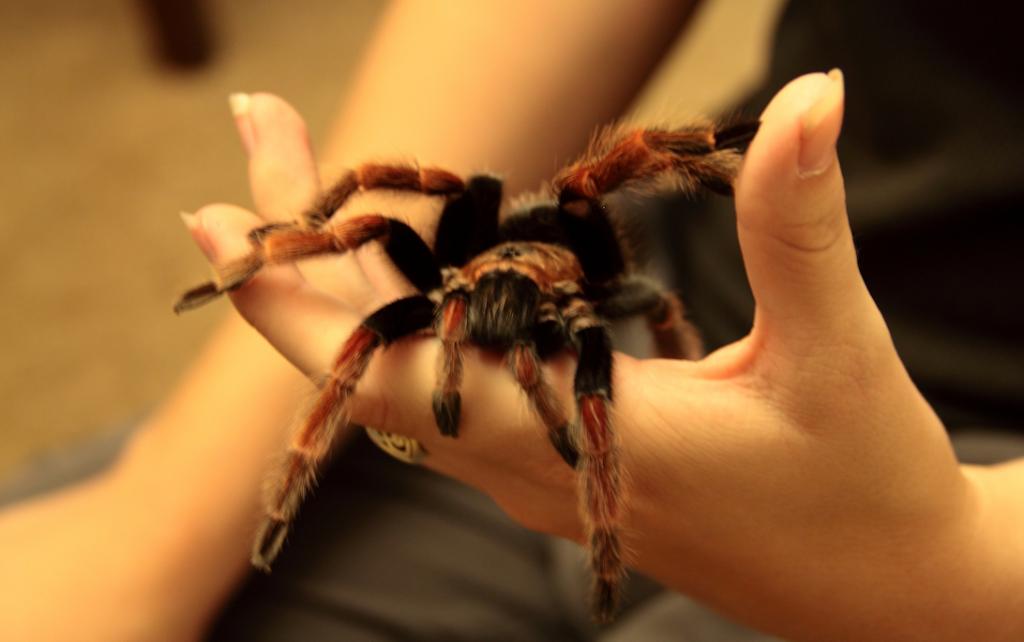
[562,297,622,622]
[433,174,503,267]
[505,326,578,468]
[710,120,761,153]
[176,164,461,313]
[433,293,468,437]
[302,164,465,228]
[641,289,702,360]
[174,215,443,313]
[553,120,760,201]
[247,221,301,243]
[522,121,757,287]
[252,295,435,570]
[597,276,703,360]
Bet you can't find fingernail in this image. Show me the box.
[180,210,198,231]
[229,92,256,155]
[181,210,216,260]
[798,68,844,178]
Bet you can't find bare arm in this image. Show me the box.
[322,0,695,191]
[0,321,306,641]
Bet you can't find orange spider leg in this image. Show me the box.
[252,295,435,569]
[173,214,391,313]
[302,164,465,227]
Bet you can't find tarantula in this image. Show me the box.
[174,120,758,622]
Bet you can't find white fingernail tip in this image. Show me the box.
[229,92,251,117]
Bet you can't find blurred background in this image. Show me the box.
[0,0,783,480]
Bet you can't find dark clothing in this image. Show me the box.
[209,435,778,641]
[667,0,1024,433]
[6,427,1021,641]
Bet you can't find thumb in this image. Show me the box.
[734,70,875,350]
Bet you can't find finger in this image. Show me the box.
[230,92,320,221]
[231,92,382,310]
[187,203,358,376]
[733,70,880,350]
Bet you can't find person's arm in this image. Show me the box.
[0,3,694,639]
[321,0,696,191]
[0,321,306,641]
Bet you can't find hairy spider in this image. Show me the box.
[174,120,758,622]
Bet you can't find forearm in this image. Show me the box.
[322,0,694,189]
[0,317,312,641]
[0,473,170,640]
[113,316,316,630]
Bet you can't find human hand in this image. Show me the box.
[185,75,994,640]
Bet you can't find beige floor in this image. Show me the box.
[0,0,782,479]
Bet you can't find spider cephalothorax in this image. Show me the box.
[175,120,758,622]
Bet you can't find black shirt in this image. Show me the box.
[665,0,1024,432]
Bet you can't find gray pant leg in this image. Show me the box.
[6,424,1022,641]
[2,431,582,641]
[0,427,131,507]
[545,539,781,642]
[209,435,582,642]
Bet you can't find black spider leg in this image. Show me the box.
[700,120,761,195]
[648,120,757,197]
[253,295,435,570]
[540,120,762,266]
[561,296,622,622]
[370,177,502,434]
[499,120,761,282]
[378,218,443,293]
[713,120,760,152]
[433,174,504,267]
[505,300,578,468]
[444,269,577,465]
[247,186,454,295]
[434,289,469,438]
[595,276,703,360]
[560,197,626,284]
[500,199,700,359]
[174,215,443,313]
[423,174,504,440]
